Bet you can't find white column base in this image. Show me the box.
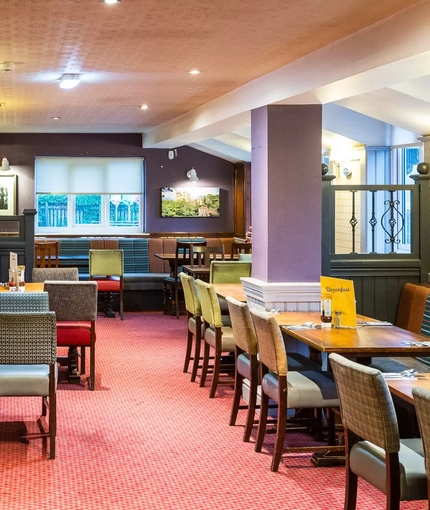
[241,277,321,312]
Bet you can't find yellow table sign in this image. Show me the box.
[320,276,357,328]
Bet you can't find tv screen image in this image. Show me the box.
[161,187,220,218]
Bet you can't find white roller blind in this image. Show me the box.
[35,157,144,194]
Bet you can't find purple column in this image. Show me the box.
[251,105,322,283]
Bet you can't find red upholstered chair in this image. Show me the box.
[89,249,124,320]
[44,281,98,390]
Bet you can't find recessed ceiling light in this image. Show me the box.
[101,0,121,3]
[52,116,60,120]
[59,74,80,89]
[140,104,149,110]
[189,69,201,75]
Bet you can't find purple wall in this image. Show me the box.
[0,133,234,233]
[251,105,322,283]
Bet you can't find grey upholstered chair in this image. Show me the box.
[250,308,339,472]
[226,296,321,442]
[0,291,49,312]
[32,267,79,282]
[195,279,235,398]
[44,281,98,390]
[330,353,427,509]
[0,312,57,458]
[179,272,204,382]
[413,387,430,508]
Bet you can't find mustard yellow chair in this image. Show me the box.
[89,249,124,320]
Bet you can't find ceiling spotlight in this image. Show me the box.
[189,69,201,75]
[52,116,60,120]
[59,74,80,89]
[140,104,149,110]
[101,0,121,3]
[186,168,199,182]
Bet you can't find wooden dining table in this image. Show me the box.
[386,373,430,405]
[213,283,247,302]
[0,282,44,292]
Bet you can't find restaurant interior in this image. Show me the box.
[2,1,430,509]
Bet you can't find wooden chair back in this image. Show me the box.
[190,245,224,267]
[230,241,252,260]
[35,240,59,268]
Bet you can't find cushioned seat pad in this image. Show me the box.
[0,364,58,396]
[57,321,93,346]
[262,370,339,408]
[350,439,427,501]
[205,326,235,351]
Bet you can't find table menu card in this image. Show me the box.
[320,276,357,328]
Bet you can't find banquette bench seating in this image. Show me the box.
[35,237,236,310]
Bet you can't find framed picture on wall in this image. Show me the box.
[0,174,17,215]
[161,187,220,217]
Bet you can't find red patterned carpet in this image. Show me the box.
[0,312,427,510]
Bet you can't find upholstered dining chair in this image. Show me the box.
[195,279,235,398]
[163,240,206,319]
[179,272,204,382]
[250,308,339,472]
[330,353,427,510]
[32,267,79,282]
[0,312,57,458]
[413,387,430,507]
[209,261,252,284]
[44,281,98,390]
[0,291,49,312]
[89,249,124,320]
[226,296,322,442]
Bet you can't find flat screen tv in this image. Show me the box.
[161,187,220,218]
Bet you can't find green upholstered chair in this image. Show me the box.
[32,267,79,282]
[89,249,124,320]
[330,353,427,509]
[163,240,206,318]
[179,272,204,382]
[0,291,49,312]
[195,279,235,398]
[413,387,430,507]
[226,296,321,442]
[209,261,252,284]
[0,312,57,458]
[251,308,339,472]
[44,281,98,390]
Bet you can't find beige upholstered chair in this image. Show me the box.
[195,279,235,398]
[330,353,427,509]
[251,308,339,472]
[0,312,57,458]
[179,272,204,382]
[32,267,79,282]
[44,281,98,390]
[89,249,124,320]
[413,387,430,507]
[226,296,321,442]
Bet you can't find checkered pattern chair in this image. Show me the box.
[226,296,322,442]
[0,291,49,312]
[32,267,79,282]
[330,353,427,509]
[0,312,57,459]
[179,272,204,382]
[44,281,98,390]
[195,279,235,398]
[251,309,339,472]
[413,387,430,507]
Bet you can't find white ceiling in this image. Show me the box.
[1,0,429,162]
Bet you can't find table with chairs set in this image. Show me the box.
[178,272,430,509]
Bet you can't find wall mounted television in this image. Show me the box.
[161,187,220,218]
